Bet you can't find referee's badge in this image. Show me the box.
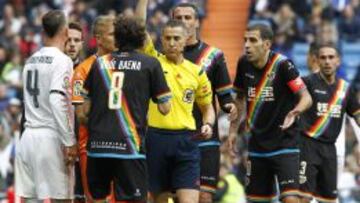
[183,89,194,103]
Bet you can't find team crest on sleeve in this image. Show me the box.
[183,89,194,103]
[63,76,71,89]
[73,80,83,96]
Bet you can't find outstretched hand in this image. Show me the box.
[280,110,300,130]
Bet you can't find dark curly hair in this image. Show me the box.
[114,15,146,51]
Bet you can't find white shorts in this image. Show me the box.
[15,128,74,199]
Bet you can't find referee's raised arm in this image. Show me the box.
[135,0,148,24]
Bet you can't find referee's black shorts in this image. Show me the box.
[146,127,201,194]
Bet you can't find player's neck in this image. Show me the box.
[96,48,108,57]
[319,71,336,85]
[254,50,270,69]
[43,37,64,52]
[186,35,198,46]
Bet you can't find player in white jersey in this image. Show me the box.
[15,10,77,203]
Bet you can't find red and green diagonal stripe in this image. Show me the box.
[246,53,285,129]
[306,79,349,138]
[97,55,141,153]
[196,46,222,71]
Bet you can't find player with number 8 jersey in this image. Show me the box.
[82,15,171,202]
[84,35,171,159]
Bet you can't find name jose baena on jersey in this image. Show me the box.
[103,58,142,71]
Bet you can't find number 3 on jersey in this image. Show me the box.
[108,72,124,109]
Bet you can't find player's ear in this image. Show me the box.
[335,55,341,68]
[195,18,200,29]
[94,34,101,45]
[264,39,272,49]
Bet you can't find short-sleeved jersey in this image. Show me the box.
[72,55,96,154]
[300,73,360,143]
[84,51,171,158]
[184,41,233,145]
[233,51,306,154]
[72,55,97,104]
[23,47,75,141]
[143,39,213,130]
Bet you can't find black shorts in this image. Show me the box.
[74,161,85,201]
[246,153,300,202]
[299,136,337,202]
[86,157,147,201]
[199,145,220,194]
[146,128,200,193]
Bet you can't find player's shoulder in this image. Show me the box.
[304,72,318,80]
[184,58,201,70]
[200,41,224,59]
[49,47,72,61]
[302,72,317,85]
[337,77,350,85]
[274,53,296,72]
[74,55,97,79]
[201,41,223,53]
[273,52,291,66]
[183,59,204,76]
[75,55,97,70]
[26,47,71,66]
[51,49,73,68]
[133,51,161,65]
[81,54,97,66]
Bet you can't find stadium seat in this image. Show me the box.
[341,42,360,68]
[292,43,310,76]
[341,41,360,81]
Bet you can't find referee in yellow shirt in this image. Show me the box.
[136,1,215,203]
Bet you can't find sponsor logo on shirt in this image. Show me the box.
[245,73,255,79]
[314,89,327,95]
[317,102,342,118]
[247,87,275,102]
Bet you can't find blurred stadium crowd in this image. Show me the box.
[0,0,359,202]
